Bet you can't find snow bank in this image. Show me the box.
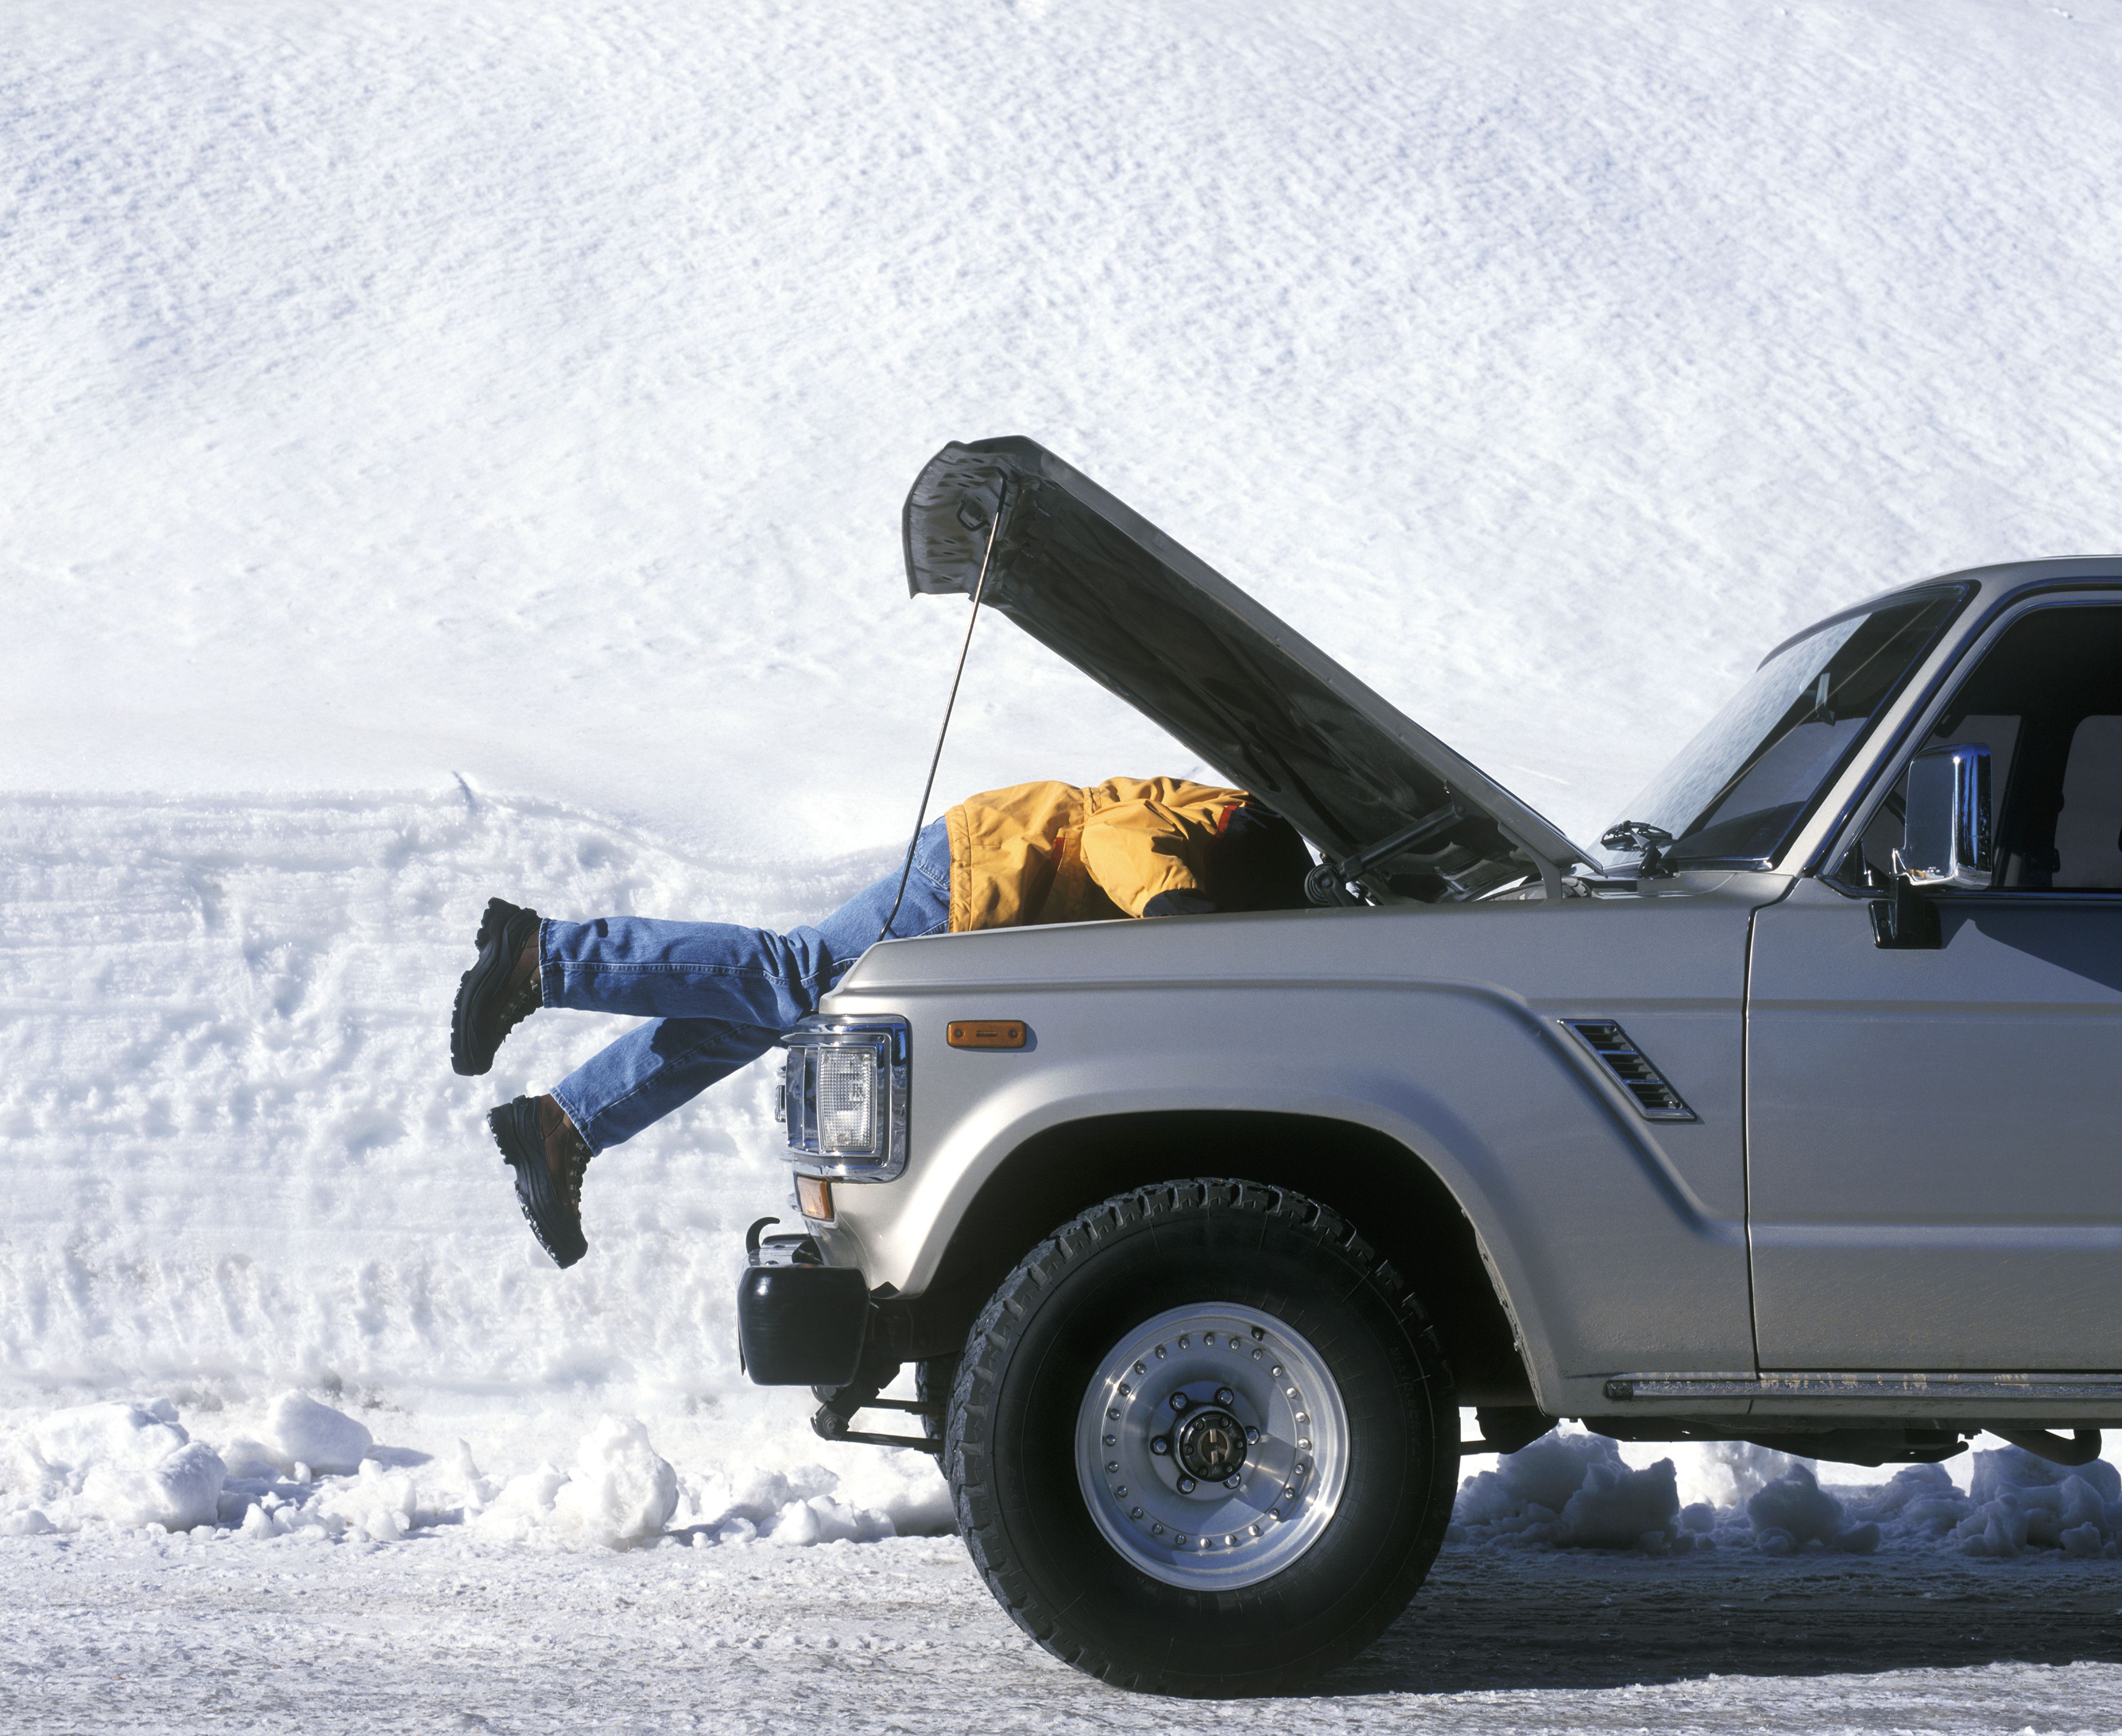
[1452,1433,2122,1561]
[0,794,819,1401]
[0,1392,946,1553]
[4,1396,2117,1573]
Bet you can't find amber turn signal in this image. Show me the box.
[796,1173,833,1221]
[947,1020,1027,1049]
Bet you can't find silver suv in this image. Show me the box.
[738,437,2122,1696]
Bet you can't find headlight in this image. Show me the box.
[776,1014,910,1180]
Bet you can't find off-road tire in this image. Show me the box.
[915,1355,959,1447]
[945,1178,1457,1697]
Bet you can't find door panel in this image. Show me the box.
[1747,878,2122,1370]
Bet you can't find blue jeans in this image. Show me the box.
[544,819,951,1152]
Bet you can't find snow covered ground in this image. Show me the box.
[9,0,2122,1724]
[6,1524,2120,1733]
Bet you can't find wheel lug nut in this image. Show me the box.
[1169,1392,1189,1412]
[1214,1387,1235,1407]
[1178,1476,1196,1494]
[1223,1474,1241,1489]
[1245,1426,1260,1445]
[1151,1436,1171,1456]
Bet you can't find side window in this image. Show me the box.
[2053,716,2122,889]
[1842,603,2122,893]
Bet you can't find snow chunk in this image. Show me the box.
[261,1393,374,1477]
[1558,1457,1681,1549]
[475,1415,677,1551]
[553,1416,679,1548]
[768,1494,894,1546]
[1453,1431,1679,1550]
[1836,1461,1971,1542]
[683,1461,936,1547]
[1456,1430,1619,1525]
[17,1403,226,1531]
[1832,1520,1882,1555]
[1952,1447,2122,1558]
[1746,1463,1843,1547]
[1969,1444,2120,1507]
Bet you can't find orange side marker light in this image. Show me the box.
[947,1020,1027,1050]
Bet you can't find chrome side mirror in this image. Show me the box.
[1871,742,1991,950]
[1900,742,1993,890]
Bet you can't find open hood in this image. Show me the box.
[902,437,1593,901]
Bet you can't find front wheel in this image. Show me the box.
[945,1179,1458,1697]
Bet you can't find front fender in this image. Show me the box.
[821,967,1754,1417]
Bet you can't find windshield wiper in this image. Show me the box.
[1599,820,1676,879]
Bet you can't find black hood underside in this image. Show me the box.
[902,437,1588,901]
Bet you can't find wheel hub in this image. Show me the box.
[1175,1407,1246,1482]
[1074,1302,1348,1591]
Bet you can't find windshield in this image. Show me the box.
[1613,589,1968,868]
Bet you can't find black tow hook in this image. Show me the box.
[811,1378,945,1456]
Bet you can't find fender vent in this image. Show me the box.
[1562,1020,1697,1122]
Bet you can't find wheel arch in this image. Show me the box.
[913,1110,1534,1407]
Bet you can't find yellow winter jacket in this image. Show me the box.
[943,778,1253,932]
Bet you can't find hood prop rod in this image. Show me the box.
[876,485,1008,943]
[1308,800,1464,905]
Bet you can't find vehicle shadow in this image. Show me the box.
[1311,1546,2122,1696]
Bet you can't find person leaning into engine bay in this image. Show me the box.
[450,778,1312,1267]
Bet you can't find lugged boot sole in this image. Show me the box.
[489,1096,589,1269]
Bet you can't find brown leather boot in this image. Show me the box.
[452,898,543,1076]
[489,1094,592,1267]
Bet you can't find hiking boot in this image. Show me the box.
[489,1094,592,1268]
[451,898,543,1076]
